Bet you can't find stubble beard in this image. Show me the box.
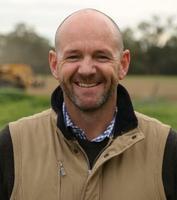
[61,81,117,113]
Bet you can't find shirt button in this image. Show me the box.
[73,148,79,154]
[132,135,137,139]
[104,153,109,158]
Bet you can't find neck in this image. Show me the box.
[64,97,117,140]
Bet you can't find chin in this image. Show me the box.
[75,99,107,112]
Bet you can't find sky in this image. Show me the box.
[0,0,177,44]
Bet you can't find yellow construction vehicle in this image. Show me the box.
[0,64,42,89]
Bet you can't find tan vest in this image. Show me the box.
[9,109,170,200]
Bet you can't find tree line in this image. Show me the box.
[123,16,177,75]
[0,16,177,75]
[0,24,51,74]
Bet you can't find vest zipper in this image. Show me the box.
[79,137,114,200]
[73,140,92,174]
[91,136,114,169]
[74,136,114,175]
[59,161,66,176]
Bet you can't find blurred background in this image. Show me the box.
[0,0,177,129]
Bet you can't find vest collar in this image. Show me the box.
[51,84,138,140]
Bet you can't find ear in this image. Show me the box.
[49,50,59,80]
[118,49,130,80]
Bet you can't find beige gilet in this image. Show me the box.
[9,109,170,200]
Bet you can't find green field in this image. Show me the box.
[0,86,177,130]
[0,88,50,129]
[133,99,177,129]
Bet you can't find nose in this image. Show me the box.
[77,57,96,76]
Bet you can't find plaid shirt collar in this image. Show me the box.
[62,102,116,142]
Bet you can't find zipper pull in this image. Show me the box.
[59,161,66,176]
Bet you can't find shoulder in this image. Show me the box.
[9,108,56,131]
[10,108,54,124]
[133,110,172,150]
[135,111,170,132]
[8,109,58,153]
[135,111,170,127]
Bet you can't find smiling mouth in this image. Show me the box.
[75,82,100,88]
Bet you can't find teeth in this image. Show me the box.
[78,83,97,88]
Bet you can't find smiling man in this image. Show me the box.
[49,10,129,140]
[0,8,177,200]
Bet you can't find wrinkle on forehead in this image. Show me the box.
[59,41,119,59]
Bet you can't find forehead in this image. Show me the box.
[56,11,120,51]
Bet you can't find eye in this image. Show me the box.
[66,55,81,62]
[96,55,110,62]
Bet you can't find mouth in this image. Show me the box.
[75,82,100,88]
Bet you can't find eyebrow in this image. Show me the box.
[64,50,81,55]
[94,49,111,54]
[94,50,114,57]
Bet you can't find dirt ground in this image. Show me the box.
[27,75,177,100]
[121,76,177,100]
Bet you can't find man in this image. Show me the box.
[0,8,177,200]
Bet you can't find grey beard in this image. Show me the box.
[63,84,116,113]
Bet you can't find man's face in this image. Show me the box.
[50,13,129,112]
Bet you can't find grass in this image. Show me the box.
[133,99,177,130]
[0,87,177,130]
[0,88,50,129]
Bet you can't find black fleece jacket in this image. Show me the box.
[0,85,177,200]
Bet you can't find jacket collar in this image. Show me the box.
[51,84,138,140]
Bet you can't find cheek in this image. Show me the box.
[99,64,119,82]
[58,63,78,83]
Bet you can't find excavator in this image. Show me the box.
[0,64,43,89]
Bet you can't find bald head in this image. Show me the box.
[55,8,124,52]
